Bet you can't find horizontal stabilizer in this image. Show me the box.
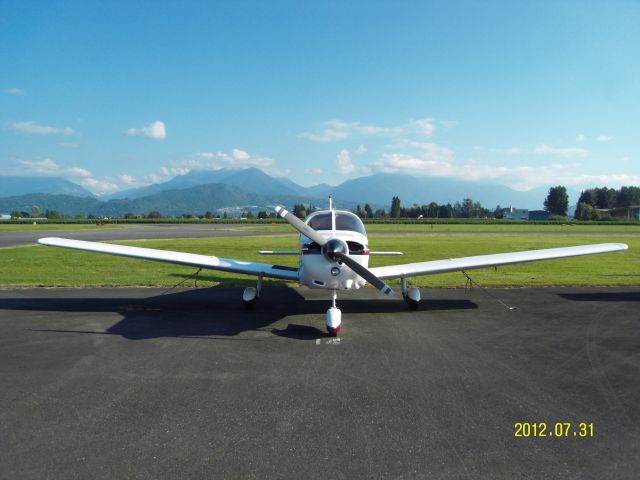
[258,250,299,255]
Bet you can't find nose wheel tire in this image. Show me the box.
[326,294,342,335]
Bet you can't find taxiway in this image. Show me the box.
[0,223,286,248]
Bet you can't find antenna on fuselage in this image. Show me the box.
[330,195,336,233]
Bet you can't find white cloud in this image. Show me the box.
[371,140,639,191]
[160,166,190,177]
[570,173,640,187]
[386,140,455,161]
[232,148,250,160]
[119,174,136,185]
[299,129,349,143]
[9,121,75,136]
[374,146,457,178]
[299,117,440,143]
[66,167,92,178]
[143,173,164,184]
[408,118,436,136]
[79,177,119,193]
[336,149,356,174]
[188,149,275,170]
[354,144,367,155]
[6,88,25,96]
[305,167,323,175]
[576,134,586,141]
[130,148,280,188]
[125,120,166,140]
[368,139,625,191]
[18,158,60,174]
[532,144,589,157]
[489,144,589,158]
[13,157,122,194]
[17,158,92,179]
[596,135,613,142]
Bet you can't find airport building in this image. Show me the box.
[501,207,550,221]
[501,206,529,220]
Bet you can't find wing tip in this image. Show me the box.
[38,237,60,245]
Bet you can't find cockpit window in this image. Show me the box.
[336,213,366,234]
[307,213,332,231]
[307,212,366,234]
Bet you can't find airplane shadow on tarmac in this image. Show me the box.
[3,287,478,341]
[558,291,640,302]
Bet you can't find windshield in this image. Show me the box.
[307,212,366,235]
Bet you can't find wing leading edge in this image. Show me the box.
[38,237,299,281]
[369,243,628,279]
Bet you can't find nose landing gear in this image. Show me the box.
[326,289,341,335]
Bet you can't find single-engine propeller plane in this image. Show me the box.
[39,198,628,334]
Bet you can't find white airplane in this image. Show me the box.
[38,199,628,335]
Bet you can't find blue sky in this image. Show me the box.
[1,0,638,195]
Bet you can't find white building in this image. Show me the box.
[501,206,529,220]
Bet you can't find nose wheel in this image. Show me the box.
[326,290,342,335]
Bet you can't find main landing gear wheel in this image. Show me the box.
[242,275,263,310]
[242,287,258,310]
[401,277,421,310]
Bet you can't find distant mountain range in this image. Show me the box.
[0,176,94,198]
[0,168,554,217]
[103,168,301,200]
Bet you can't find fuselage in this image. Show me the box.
[298,209,369,290]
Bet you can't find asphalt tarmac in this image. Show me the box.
[1,286,638,479]
[0,224,286,248]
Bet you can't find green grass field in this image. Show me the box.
[220,223,640,234]
[1,226,637,288]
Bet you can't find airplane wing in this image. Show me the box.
[38,237,299,281]
[369,243,628,279]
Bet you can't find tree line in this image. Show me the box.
[574,186,640,220]
[537,185,640,220]
[352,197,496,219]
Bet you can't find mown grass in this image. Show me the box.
[222,223,640,234]
[1,229,637,288]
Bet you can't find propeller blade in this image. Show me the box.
[275,206,327,246]
[334,252,396,297]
